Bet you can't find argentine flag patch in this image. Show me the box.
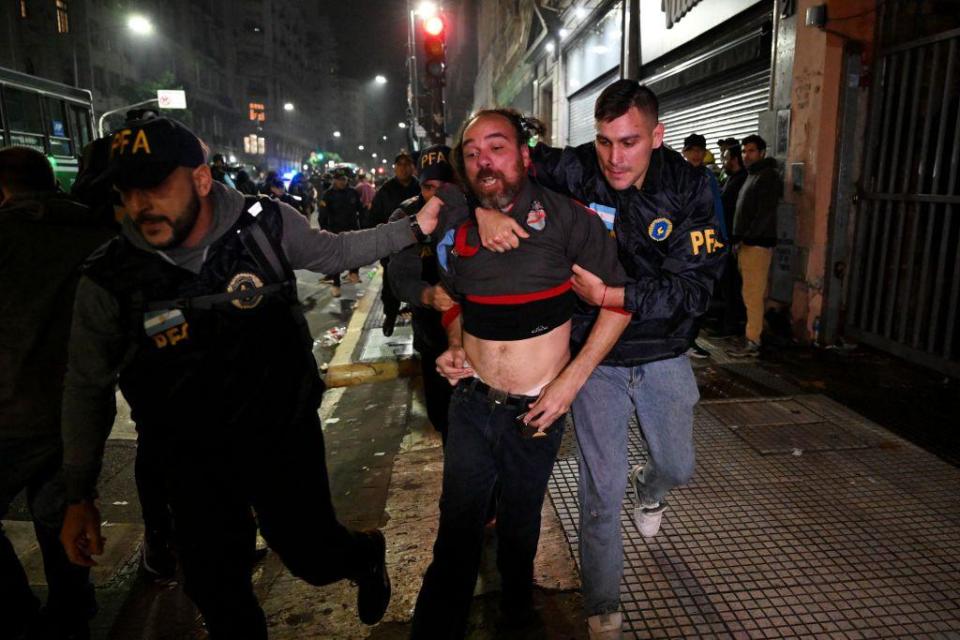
[590,202,618,232]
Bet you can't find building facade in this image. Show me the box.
[471,0,960,377]
[1,0,337,173]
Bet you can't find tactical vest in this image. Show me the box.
[83,196,323,447]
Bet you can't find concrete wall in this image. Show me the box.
[783,0,877,340]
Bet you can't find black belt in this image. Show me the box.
[461,378,537,411]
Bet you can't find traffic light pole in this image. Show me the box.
[406,3,421,150]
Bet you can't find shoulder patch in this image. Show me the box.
[648,217,673,241]
[589,202,617,231]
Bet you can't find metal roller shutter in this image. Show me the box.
[567,69,619,146]
[657,66,771,155]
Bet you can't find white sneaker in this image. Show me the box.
[587,611,623,639]
[629,465,667,538]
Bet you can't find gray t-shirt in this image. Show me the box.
[62,181,417,500]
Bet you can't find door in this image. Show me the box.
[845,2,960,377]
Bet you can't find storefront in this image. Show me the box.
[635,0,774,156]
[564,2,623,145]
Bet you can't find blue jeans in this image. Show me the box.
[411,381,565,638]
[571,356,699,615]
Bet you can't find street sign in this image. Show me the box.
[157,90,187,109]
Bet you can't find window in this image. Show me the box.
[70,104,92,149]
[56,0,69,33]
[44,97,72,156]
[248,102,265,122]
[243,134,266,155]
[19,0,27,19]
[4,87,44,151]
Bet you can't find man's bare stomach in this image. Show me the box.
[463,321,571,395]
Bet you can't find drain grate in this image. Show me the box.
[703,397,884,454]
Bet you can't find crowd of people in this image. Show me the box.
[1,77,782,640]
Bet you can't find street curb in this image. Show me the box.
[325,357,421,388]
[325,267,420,388]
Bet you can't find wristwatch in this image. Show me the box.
[410,217,429,243]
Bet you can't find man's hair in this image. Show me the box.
[0,146,57,194]
[594,79,659,123]
[394,152,414,165]
[741,134,767,151]
[450,107,546,185]
[724,144,743,165]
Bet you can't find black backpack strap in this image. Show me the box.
[239,196,293,284]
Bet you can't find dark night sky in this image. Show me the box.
[325,1,409,82]
[324,1,411,156]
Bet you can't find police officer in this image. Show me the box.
[386,145,458,443]
[367,153,420,336]
[319,169,364,295]
[475,81,727,638]
[58,117,441,639]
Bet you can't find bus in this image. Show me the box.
[0,66,95,191]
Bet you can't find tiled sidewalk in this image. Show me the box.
[548,395,960,638]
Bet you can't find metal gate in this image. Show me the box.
[846,3,960,377]
[657,65,771,155]
[567,69,619,146]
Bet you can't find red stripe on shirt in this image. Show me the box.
[441,304,462,328]
[465,281,572,305]
[602,306,632,316]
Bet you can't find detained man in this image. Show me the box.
[409,109,631,638]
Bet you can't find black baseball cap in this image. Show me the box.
[104,117,206,189]
[417,145,454,183]
[683,133,707,150]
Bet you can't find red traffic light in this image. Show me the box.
[423,16,444,36]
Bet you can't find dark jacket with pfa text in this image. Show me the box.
[531,142,727,366]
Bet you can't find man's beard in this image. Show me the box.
[136,189,201,249]
[471,161,525,210]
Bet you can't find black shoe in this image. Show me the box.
[27,606,91,640]
[356,530,390,625]
[141,529,176,579]
[499,595,541,633]
[382,314,397,337]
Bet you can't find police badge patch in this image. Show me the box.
[648,217,673,241]
[526,200,547,231]
[227,272,266,309]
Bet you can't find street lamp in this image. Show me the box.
[283,102,295,112]
[127,14,155,36]
[358,145,365,151]
[398,122,407,129]
[333,131,341,138]
[374,75,388,85]
[372,152,378,158]
[382,135,388,141]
